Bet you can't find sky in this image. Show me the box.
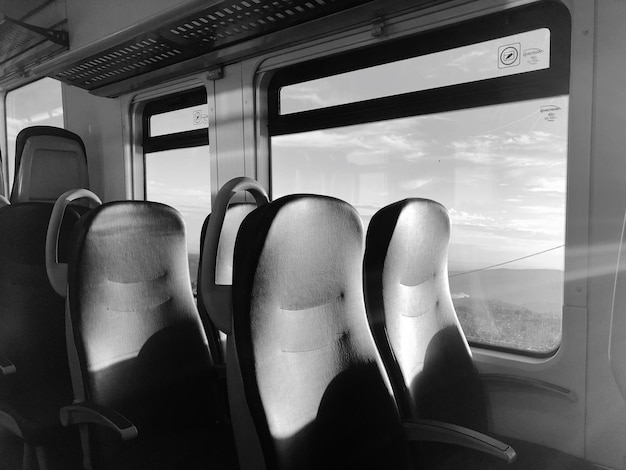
[272,97,568,272]
[272,27,565,272]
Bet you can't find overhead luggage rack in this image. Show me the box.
[0,10,68,86]
[47,0,374,94]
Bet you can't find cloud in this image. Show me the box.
[399,178,433,190]
[527,177,566,194]
[451,129,567,168]
[449,208,495,227]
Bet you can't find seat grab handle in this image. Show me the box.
[200,177,269,333]
[46,188,102,297]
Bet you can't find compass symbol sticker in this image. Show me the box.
[498,43,521,68]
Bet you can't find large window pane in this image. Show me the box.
[5,78,64,191]
[145,146,210,293]
[272,96,568,354]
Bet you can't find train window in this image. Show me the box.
[268,2,570,356]
[5,78,64,192]
[280,28,551,115]
[142,88,210,293]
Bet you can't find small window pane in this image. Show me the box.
[272,96,568,355]
[280,28,550,115]
[5,78,64,191]
[150,104,209,137]
[145,146,211,293]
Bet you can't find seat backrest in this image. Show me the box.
[0,202,81,443]
[231,194,411,470]
[10,126,89,203]
[65,201,221,468]
[364,198,487,430]
[199,176,269,335]
[197,202,259,362]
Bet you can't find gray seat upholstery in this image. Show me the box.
[364,198,594,470]
[364,198,493,468]
[10,126,89,204]
[62,201,238,470]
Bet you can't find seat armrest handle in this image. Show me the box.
[403,418,516,463]
[60,401,138,440]
[0,354,16,375]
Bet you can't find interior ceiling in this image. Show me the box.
[0,0,68,86]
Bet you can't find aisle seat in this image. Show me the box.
[60,200,238,470]
[10,126,89,204]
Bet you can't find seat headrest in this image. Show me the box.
[10,126,89,203]
[366,198,450,292]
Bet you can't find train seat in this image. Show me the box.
[363,198,595,470]
[197,177,269,466]
[60,200,238,470]
[10,126,89,204]
[0,201,86,470]
[229,194,514,470]
[198,202,257,363]
[197,176,269,363]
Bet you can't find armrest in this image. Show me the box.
[60,401,138,440]
[403,418,516,463]
[0,354,16,375]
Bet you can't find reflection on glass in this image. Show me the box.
[145,146,211,292]
[272,96,568,354]
[5,78,64,190]
[280,28,550,115]
[150,104,209,136]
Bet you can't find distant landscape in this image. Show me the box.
[448,268,563,354]
[187,255,562,355]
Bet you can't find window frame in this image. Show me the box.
[142,87,208,155]
[266,0,572,358]
[268,1,570,136]
[3,77,65,195]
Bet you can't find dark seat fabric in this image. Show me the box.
[0,202,83,467]
[231,195,411,470]
[197,203,258,365]
[364,198,594,470]
[10,126,89,204]
[66,201,237,470]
